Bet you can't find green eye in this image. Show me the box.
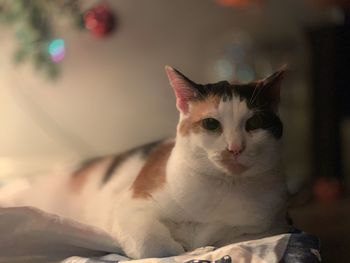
[202,118,221,132]
[246,115,263,131]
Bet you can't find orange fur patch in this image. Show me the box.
[179,95,221,136]
[70,157,111,193]
[131,141,175,199]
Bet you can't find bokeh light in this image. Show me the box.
[214,59,235,80]
[236,65,255,82]
[48,38,65,63]
[225,43,246,64]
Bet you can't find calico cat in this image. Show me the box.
[0,66,289,259]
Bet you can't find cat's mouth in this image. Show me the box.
[220,159,248,174]
[217,150,249,174]
[209,151,250,175]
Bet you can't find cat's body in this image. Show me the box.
[0,66,290,259]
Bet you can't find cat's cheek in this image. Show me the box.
[194,130,222,150]
[248,133,281,172]
[238,131,276,169]
[246,130,272,149]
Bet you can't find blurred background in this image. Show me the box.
[0,0,349,262]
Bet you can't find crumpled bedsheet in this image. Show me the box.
[0,206,321,263]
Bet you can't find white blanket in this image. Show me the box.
[0,206,296,263]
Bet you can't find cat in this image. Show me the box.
[0,66,290,259]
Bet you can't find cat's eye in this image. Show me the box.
[246,115,263,131]
[202,118,221,132]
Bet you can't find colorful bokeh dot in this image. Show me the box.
[48,39,65,63]
[214,59,235,80]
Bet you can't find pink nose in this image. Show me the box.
[227,144,245,156]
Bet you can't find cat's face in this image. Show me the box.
[166,66,284,176]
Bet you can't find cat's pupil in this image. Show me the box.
[246,115,263,131]
[202,118,221,132]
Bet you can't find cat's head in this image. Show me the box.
[165,65,285,177]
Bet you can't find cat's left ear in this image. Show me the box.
[260,66,286,111]
[165,66,198,114]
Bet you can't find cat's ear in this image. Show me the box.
[165,66,197,114]
[259,66,286,111]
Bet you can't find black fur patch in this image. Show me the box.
[192,81,275,109]
[72,141,164,186]
[72,156,104,178]
[101,140,163,185]
[192,81,233,102]
[249,111,283,139]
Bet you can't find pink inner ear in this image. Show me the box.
[177,99,189,114]
[165,66,196,114]
[175,88,194,114]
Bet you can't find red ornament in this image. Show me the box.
[84,4,116,37]
[313,177,341,203]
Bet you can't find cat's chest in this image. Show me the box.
[163,176,279,225]
[163,220,218,251]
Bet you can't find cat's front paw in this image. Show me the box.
[128,238,185,259]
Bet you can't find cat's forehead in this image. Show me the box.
[194,81,259,108]
[187,89,252,122]
[218,94,251,120]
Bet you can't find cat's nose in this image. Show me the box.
[227,143,245,156]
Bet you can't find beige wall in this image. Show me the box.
[0,0,339,179]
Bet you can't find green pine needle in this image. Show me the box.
[0,0,84,80]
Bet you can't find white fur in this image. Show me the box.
[0,95,289,259]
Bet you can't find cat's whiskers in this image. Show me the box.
[249,82,263,107]
[193,152,209,161]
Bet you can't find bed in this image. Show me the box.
[0,205,321,263]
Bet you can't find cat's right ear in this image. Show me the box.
[165,66,197,114]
